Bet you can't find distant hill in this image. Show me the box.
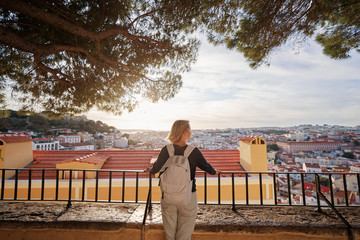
[0,110,117,135]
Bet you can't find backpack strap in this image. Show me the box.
[166,144,175,157]
[166,144,195,158]
[184,145,195,158]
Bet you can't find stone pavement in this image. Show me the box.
[0,201,360,239]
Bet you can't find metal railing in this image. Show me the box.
[1,168,359,208]
[1,168,358,240]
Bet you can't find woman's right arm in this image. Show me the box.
[150,146,169,174]
[192,148,216,175]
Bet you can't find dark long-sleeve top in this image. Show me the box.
[150,144,216,192]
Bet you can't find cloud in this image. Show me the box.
[87,36,360,130]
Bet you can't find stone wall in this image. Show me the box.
[0,202,359,240]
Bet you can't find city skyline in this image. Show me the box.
[86,34,360,131]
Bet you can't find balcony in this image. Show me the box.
[0,168,360,239]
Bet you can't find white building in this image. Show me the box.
[285,133,305,141]
[103,134,115,142]
[334,174,359,192]
[302,163,322,173]
[32,138,60,150]
[77,132,94,142]
[350,164,360,173]
[58,135,81,143]
[113,137,128,148]
[267,151,277,164]
[295,156,328,167]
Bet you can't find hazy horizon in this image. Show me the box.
[7,34,360,131]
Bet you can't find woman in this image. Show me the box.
[150,120,218,240]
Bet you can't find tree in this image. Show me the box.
[202,0,360,68]
[1,0,359,115]
[0,118,10,131]
[28,114,50,132]
[8,118,27,130]
[0,0,200,115]
[268,143,279,151]
[312,177,330,187]
[342,152,355,159]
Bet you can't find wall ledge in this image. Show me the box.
[1,202,359,240]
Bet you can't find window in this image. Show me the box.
[0,140,3,145]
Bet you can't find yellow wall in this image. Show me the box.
[56,161,103,179]
[0,140,33,179]
[239,137,267,172]
[0,177,274,205]
[0,144,4,169]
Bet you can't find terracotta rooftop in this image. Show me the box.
[200,149,242,177]
[0,134,31,143]
[59,152,110,165]
[18,148,243,179]
[304,163,321,168]
[100,150,160,179]
[61,142,94,147]
[32,138,54,141]
[304,182,330,194]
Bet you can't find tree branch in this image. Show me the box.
[0,26,38,53]
[94,40,164,84]
[34,53,72,86]
[128,7,167,28]
[0,0,178,52]
[0,0,98,40]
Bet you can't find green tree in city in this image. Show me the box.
[0,118,10,131]
[28,114,50,132]
[0,0,359,115]
[342,152,355,159]
[312,177,330,187]
[8,118,28,130]
[268,144,280,151]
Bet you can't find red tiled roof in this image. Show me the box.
[61,142,94,147]
[18,151,103,179]
[304,163,321,168]
[59,152,110,164]
[200,149,242,177]
[334,190,354,198]
[0,134,31,143]
[100,150,160,179]
[303,182,330,193]
[18,148,243,179]
[32,138,53,141]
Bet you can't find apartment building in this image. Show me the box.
[32,138,60,150]
[58,135,81,143]
[277,140,342,153]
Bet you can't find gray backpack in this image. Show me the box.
[159,144,195,206]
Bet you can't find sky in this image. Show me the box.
[86,35,360,131]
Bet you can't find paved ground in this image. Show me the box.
[0,201,359,237]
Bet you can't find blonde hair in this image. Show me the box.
[166,120,190,143]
